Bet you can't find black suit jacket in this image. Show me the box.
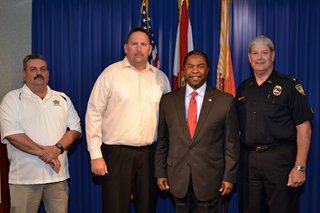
[155,86,240,201]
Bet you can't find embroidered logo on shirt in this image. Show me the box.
[272,85,282,96]
[295,84,305,95]
[53,100,60,106]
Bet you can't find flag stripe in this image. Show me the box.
[140,0,159,68]
[216,0,236,96]
[173,0,194,89]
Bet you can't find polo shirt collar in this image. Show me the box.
[22,84,51,98]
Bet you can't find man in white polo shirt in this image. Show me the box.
[0,54,81,213]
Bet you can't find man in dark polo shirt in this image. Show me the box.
[236,35,314,213]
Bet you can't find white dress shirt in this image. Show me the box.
[185,83,207,120]
[86,57,171,160]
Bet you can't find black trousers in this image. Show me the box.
[101,144,157,213]
[239,142,300,213]
[173,177,221,213]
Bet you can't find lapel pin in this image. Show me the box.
[208,98,212,102]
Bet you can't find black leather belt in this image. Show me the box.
[242,141,293,152]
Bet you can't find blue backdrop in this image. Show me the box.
[32,0,319,212]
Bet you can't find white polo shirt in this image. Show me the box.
[0,84,81,184]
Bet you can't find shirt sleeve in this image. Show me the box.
[289,80,314,125]
[0,91,25,143]
[66,95,81,134]
[157,70,171,94]
[85,70,111,160]
[164,74,172,94]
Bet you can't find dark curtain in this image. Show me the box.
[32,0,319,212]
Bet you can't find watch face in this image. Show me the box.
[55,143,64,153]
[295,165,305,172]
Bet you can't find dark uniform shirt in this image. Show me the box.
[236,71,314,146]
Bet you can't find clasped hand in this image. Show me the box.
[38,145,61,173]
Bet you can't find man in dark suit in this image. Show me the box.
[155,50,240,213]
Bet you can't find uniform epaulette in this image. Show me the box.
[277,72,297,83]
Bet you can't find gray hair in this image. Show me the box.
[23,54,47,71]
[248,35,274,53]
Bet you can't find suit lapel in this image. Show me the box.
[192,87,216,141]
[174,87,191,141]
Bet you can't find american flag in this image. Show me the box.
[140,0,159,67]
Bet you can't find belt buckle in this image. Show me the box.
[255,145,267,152]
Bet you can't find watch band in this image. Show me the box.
[294,165,305,172]
[55,143,64,154]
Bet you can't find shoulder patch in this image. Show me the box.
[295,84,305,95]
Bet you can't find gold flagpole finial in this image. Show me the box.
[179,0,190,10]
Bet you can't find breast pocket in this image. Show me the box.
[150,86,163,103]
[264,98,287,121]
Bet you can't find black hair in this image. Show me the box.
[183,50,209,68]
[126,27,151,44]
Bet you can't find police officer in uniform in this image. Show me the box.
[236,35,314,213]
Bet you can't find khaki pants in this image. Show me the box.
[9,180,69,213]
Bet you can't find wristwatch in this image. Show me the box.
[55,143,64,154]
[294,165,305,172]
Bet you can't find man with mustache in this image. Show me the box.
[86,27,171,212]
[155,50,240,212]
[236,35,314,213]
[0,54,81,213]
